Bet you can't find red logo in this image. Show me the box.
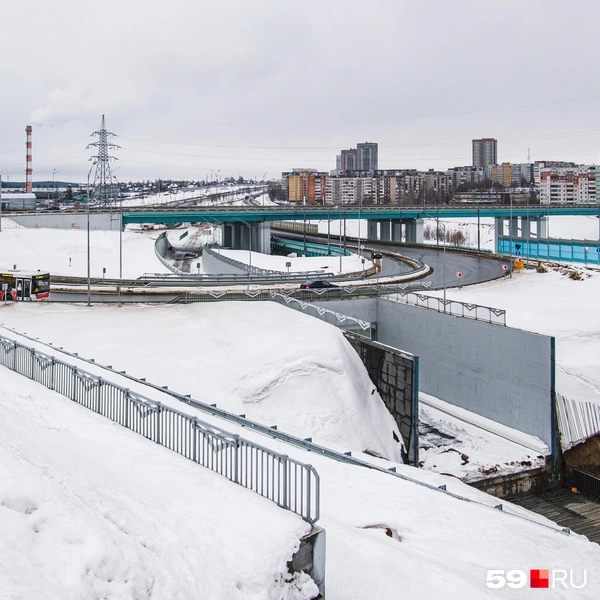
[530,570,550,588]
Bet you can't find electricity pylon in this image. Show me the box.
[87,114,120,205]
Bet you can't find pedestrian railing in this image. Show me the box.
[388,291,507,325]
[0,334,320,524]
[269,293,373,338]
[180,285,504,325]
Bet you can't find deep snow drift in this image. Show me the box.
[0,302,404,463]
[0,367,313,600]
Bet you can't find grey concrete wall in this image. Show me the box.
[201,249,246,275]
[316,296,555,453]
[9,213,121,231]
[344,333,418,465]
[376,298,555,450]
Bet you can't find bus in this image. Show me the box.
[0,270,51,301]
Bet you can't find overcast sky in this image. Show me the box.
[1,0,600,183]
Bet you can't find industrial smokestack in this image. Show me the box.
[25,125,32,193]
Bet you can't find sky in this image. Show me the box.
[2,0,600,184]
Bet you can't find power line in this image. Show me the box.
[109,93,600,126]
[119,127,600,152]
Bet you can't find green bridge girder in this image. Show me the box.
[122,204,600,225]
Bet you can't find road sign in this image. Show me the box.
[456,272,463,278]
[597,248,600,253]
[515,243,521,250]
[502,265,507,271]
[584,246,590,252]
[515,251,521,256]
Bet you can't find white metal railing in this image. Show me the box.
[0,334,320,524]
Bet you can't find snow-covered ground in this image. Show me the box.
[1,217,600,598]
[167,224,373,275]
[120,184,265,208]
[0,366,314,600]
[2,302,600,599]
[0,302,403,463]
[0,218,167,278]
[217,249,370,276]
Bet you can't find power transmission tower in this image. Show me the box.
[87,114,120,205]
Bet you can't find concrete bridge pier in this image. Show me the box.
[368,220,378,241]
[222,222,271,253]
[403,219,424,244]
[367,219,424,244]
[379,220,391,241]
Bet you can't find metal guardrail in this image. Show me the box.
[139,272,338,285]
[203,245,288,276]
[0,334,320,524]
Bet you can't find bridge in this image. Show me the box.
[122,204,600,253]
[121,203,600,225]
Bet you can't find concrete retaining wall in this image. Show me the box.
[317,296,556,454]
[344,333,418,465]
[201,248,247,275]
[376,298,555,452]
[9,212,121,231]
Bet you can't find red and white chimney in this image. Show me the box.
[25,125,32,193]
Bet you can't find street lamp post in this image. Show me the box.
[237,219,253,290]
[423,211,446,310]
[338,202,343,274]
[52,169,62,204]
[509,192,513,278]
[86,163,95,306]
[116,176,123,305]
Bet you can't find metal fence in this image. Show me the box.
[180,286,504,325]
[388,290,507,325]
[0,334,320,524]
[556,393,600,451]
[566,469,600,502]
[270,293,373,338]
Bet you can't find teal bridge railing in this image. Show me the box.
[271,236,351,258]
[498,237,600,264]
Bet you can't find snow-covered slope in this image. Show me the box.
[0,367,312,600]
[1,302,404,463]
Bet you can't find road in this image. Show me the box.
[372,245,508,289]
[290,230,510,289]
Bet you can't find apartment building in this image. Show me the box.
[472,138,497,169]
[336,142,378,172]
[538,165,596,204]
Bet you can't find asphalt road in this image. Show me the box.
[365,244,509,289]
